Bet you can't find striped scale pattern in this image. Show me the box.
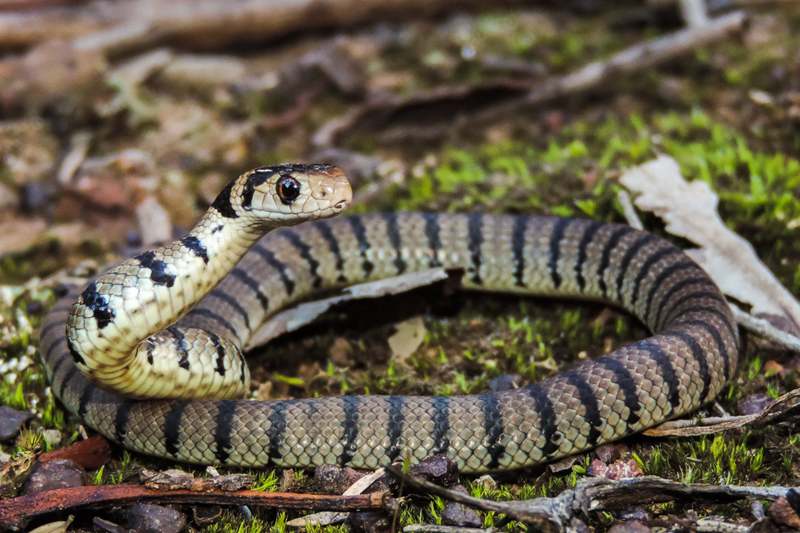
[40,213,739,473]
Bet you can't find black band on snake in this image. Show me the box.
[38,163,739,473]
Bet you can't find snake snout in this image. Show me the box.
[312,175,352,212]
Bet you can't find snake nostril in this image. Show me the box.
[334,200,346,209]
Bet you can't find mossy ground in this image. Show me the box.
[2,4,800,533]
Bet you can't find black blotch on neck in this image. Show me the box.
[80,282,115,329]
[211,181,238,219]
[180,236,209,264]
[135,251,176,287]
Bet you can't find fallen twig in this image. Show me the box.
[385,467,791,533]
[314,11,746,148]
[643,387,800,437]
[0,486,388,531]
[468,11,746,127]
[0,0,530,55]
[729,304,800,353]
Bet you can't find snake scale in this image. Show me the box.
[39,164,739,473]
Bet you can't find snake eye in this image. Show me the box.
[276,176,301,205]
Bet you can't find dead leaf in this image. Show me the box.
[28,517,73,533]
[620,155,800,334]
[247,267,459,350]
[387,316,426,361]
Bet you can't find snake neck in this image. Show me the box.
[64,210,271,390]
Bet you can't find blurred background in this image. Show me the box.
[2,0,796,282]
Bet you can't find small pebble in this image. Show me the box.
[441,486,482,527]
[618,508,650,522]
[0,406,34,442]
[737,393,775,416]
[128,504,186,533]
[769,490,800,529]
[314,464,363,495]
[280,469,297,493]
[349,511,392,533]
[587,459,643,480]
[595,442,629,463]
[408,455,459,487]
[21,459,85,495]
[488,374,522,392]
[608,520,652,533]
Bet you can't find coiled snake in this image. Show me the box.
[39,163,739,473]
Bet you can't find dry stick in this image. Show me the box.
[470,11,746,126]
[0,486,388,530]
[0,0,533,55]
[729,303,800,353]
[385,468,792,533]
[644,387,800,436]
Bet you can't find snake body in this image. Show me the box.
[39,164,739,473]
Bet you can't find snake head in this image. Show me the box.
[234,163,352,226]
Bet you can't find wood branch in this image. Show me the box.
[0,485,388,531]
[313,11,746,148]
[643,387,800,437]
[386,467,791,533]
[0,0,532,55]
[469,11,746,125]
[729,304,800,353]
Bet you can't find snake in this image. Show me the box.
[38,163,739,473]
